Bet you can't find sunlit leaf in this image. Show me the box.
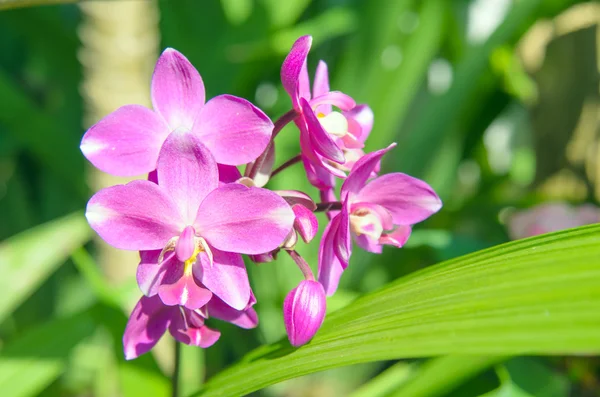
[0,212,92,322]
[0,310,96,397]
[191,225,600,396]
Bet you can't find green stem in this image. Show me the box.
[172,342,181,397]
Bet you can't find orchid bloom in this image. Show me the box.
[81,48,273,177]
[508,202,600,240]
[123,293,258,360]
[281,35,374,190]
[86,132,295,311]
[318,144,442,295]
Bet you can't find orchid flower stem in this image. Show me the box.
[272,108,298,139]
[246,109,297,179]
[314,201,342,212]
[286,249,315,281]
[172,341,181,397]
[271,154,302,178]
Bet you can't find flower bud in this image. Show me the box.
[283,280,326,347]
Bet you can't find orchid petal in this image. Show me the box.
[313,61,331,114]
[207,295,259,329]
[318,214,346,296]
[309,92,356,111]
[249,142,275,188]
[86,181,182,251]
[137,250,181,297]
[123,295,171,360]
[192,95,273,165]
[196,184,294,254]
[301,98,345,164]
[344,104,374,143]
[194,249,250,311]
[292,204,319,243]
[380,225,412,247]
[157,131,219,223]
[158,274,212,310]
[334,200,352,266]
[355,234,383,254]
[281,35,312,108]
[151,48,205,130]
[341,143,396,200]
[169,311,221,348]
[80,105,170,176]
[277,190,316,210]
[218,164,242,184]
[358,173,442,225]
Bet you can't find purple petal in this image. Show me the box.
[80,105,170,176]
[309,92,356,112]
[194,249,250,311]
[344,105,374,143]
[293,204,319,243]
[158,274,212,310]
[333,200,352,266]
[357,173,442,225]
[299,59,311,101]
[169,310,221,348]
[301,98,345,164]
[151,48,205,130]
[218,164,242,184]
[156,132,219,223]
[281,35,312,108]
[175,226,196,261]
[137,250,181,296]
[196,184,294,254]
[250,142,275,188]
[355,234,383,254]
[301,149,336,191]
[284,280,326,347]
[312,60,330,108]
[318,215,346,296]
[380,225,412,247]
[351,202,394,231]
[193,95,273,165]
[277,190,316,211]
[123,295,172,360]
[341,144,396,200]
[86,180,182,251]
[207,295,259,329]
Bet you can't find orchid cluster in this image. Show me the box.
[81,35,442,359]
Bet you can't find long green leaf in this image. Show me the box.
[388,356,505,397]
[0,212,92,322]
[191,225,600,396]
[0,310,96,397]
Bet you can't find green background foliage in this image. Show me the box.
[0,0,599,396]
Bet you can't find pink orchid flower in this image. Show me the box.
[86,132,295,311]
[508,202,600,240]
[123,293,258,360]
[81,48,273,176]
[281,35,374,190]
[318,144,442,296]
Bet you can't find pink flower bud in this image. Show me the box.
[283,280,326,347]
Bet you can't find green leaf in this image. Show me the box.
[191,224,600,396]
[387,356,505,397]
[393,0,543,177]
[0,212,93,322]
[0,310,96,397]
[349,361,414,397]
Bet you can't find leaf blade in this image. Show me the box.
[192,225,600,396]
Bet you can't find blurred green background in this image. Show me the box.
[0,0,599,396]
